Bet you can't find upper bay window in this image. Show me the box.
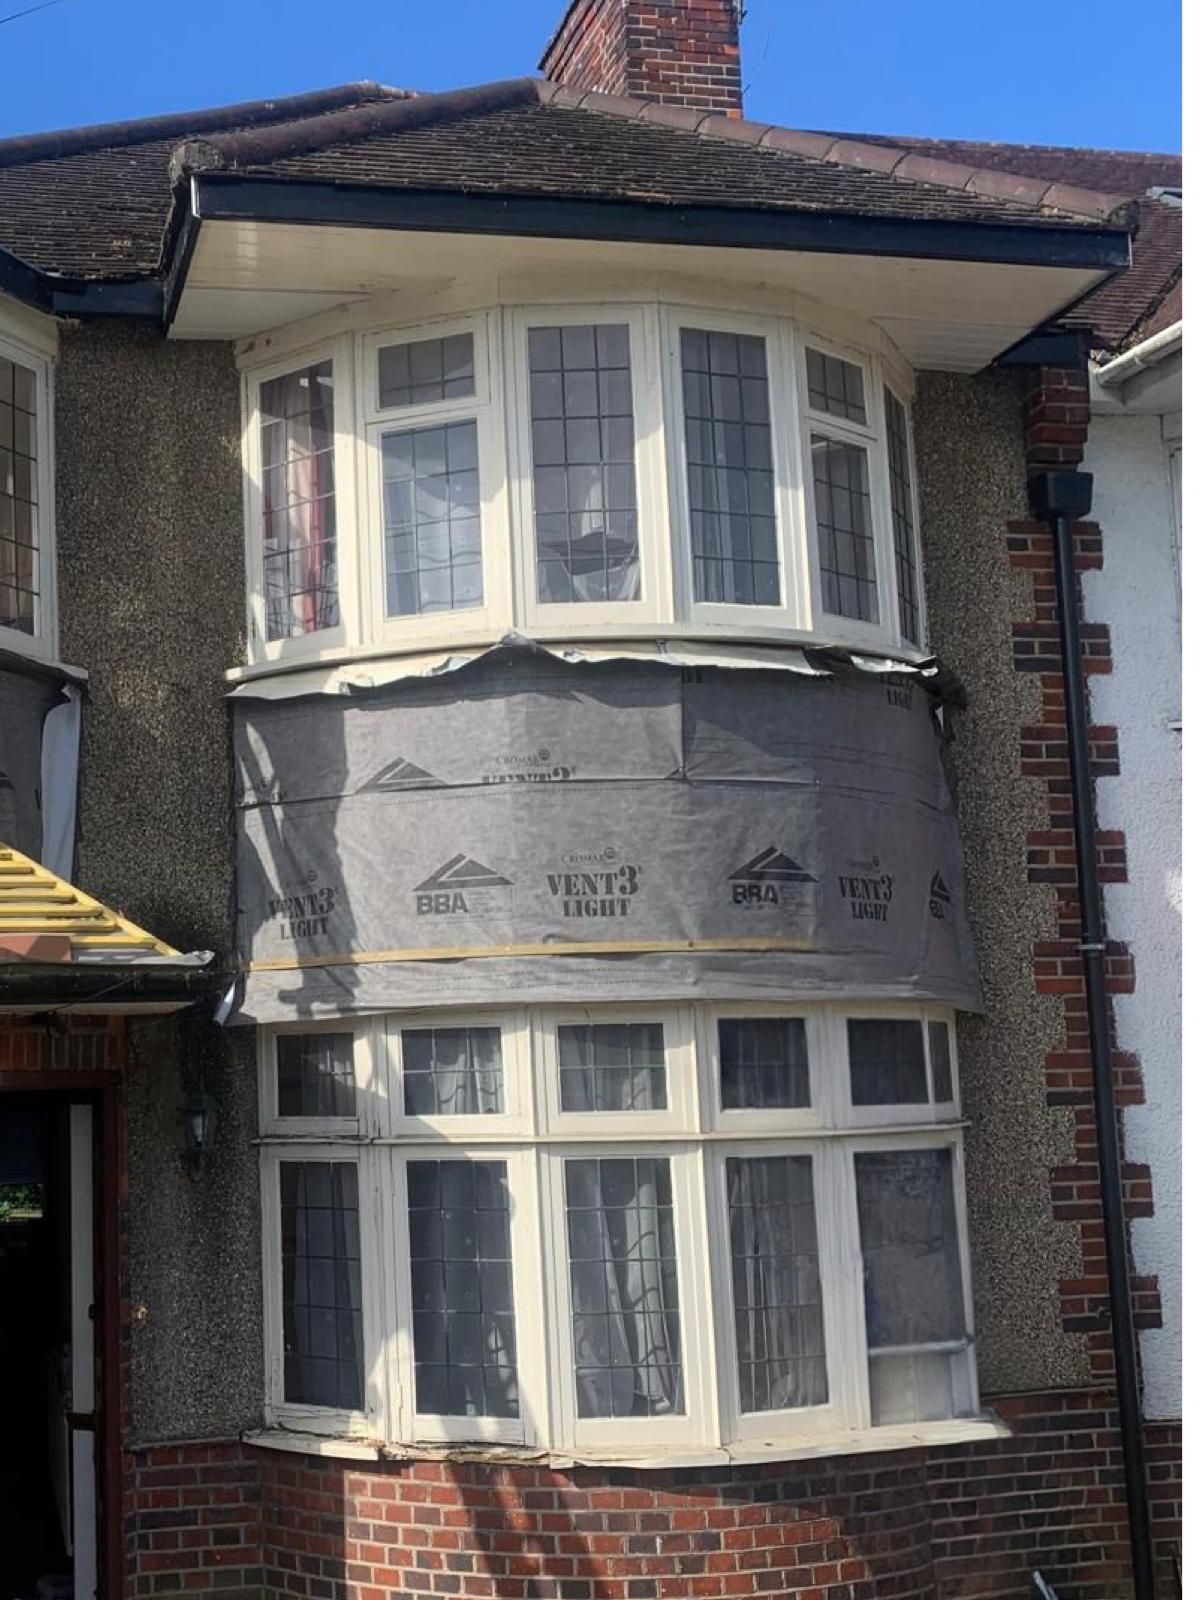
[241,304,925,666]
[0,321,55,660]
[257,1003,978,1461]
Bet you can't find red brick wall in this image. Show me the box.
[117,1389,1181,1599]
[541,0,744,116]
[0,1013,124,1074]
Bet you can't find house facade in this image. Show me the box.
[0,3,1181,1597]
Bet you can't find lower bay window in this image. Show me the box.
[259,1004,978,1459]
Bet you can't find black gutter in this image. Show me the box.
[1029,469,1156,1600]
[0,963,221,1009]
[49,279,164,319]
[190,174,1132,271]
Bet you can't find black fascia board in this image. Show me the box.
[190,174,1132,273]
[0,245,53,311]
[994,327,1092,369]
[49,278,163,318]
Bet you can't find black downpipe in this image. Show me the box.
[1029,469,1156,1600]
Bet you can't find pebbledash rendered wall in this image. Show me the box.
[50,323,265,1450]
[44,324,1181,1596]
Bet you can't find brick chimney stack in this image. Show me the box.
[540,0,744,118]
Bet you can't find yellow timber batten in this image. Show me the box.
[0,845,181,959]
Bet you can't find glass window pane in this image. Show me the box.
[0,355,37,636]
[726,1155,828,1412]
[259,361,338,641]
[682,329,779,607]
[848,1019,928,1105]
[281,1161,364,1409]
[378,332,475,408]
[406,1160,518,1418]
[558,1023,666,1112]
[929,1022,954,1103]
[529,324,640,604]
[855,1147,966,1350]
[565,1157,684,1418]
[806,349,868,425]
[382,419,482,616]
[885,388,921,646]
[718,1018,810,1110]
[277,1033,356,1118]
[812,434,878,624]
[401,1026,504,1116]
[856,1147,968,1424]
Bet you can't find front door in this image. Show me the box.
[68,1103,97,1600]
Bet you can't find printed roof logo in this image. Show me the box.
[360,756,445,792]
[730,846,817,883]
[415,854,512,892]
[929,869,952,904]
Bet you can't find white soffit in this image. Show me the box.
[170,220,1109,372]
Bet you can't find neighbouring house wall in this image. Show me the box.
[53,320,264,1444]
[1082,410,1182,1423]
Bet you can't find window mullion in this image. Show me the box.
[823,1139,872,1430]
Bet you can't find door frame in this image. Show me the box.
[0,1070,122,1600]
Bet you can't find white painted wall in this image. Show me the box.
[1083,409,1182,1422]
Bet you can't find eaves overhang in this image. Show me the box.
[0,245,54,312]
[183,169,1131,276]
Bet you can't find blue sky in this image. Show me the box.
[0,0,1181,150]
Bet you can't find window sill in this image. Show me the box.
[243,1414,1010,1471]
[226,628,933,695]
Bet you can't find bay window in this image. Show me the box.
[240,302,925,666]
[258,1002,979,1459]
[0,323,55,658]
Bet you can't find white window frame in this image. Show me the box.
[799,333,903,653]
[258,1001,976,1461]
[359,312,514,649]
[507,303,671,633]
[242,339,360,666]
[0,320,57,662]
[239,303,930,671]
[385,1007,532,1139]
[662,307,810,636]
[535,1004,697,1136]
[881,373,929,652]
[848,1127,978,1424]
[260,1142,388,1438]
[258,1018,378,1139]
[385,1143,547,1446]
[836,1003,959,1129]
[541,1138,716,1453]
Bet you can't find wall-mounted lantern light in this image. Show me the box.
[183,1091,217,1180]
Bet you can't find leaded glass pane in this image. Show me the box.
[401,1026,504,1116]
[566,1156,683,1418]
[558,1023,666,1112]
[382,420,482,615]
[529,323,640,604]
[885,388,921,645]
[281,1161,363,1409]
[718,1017,810,1109]
[682,328,779,606]
[848,1019,928,1105]
[407,1159,518,1417]
[277,1033,356,1118]
[726,1155,828,1412]
[0,353,38,636]
[929,1022,954,1103]
[378,332,474,409]
[806,348,868,425]
[812,433,878,623]
[260,361,338,641]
